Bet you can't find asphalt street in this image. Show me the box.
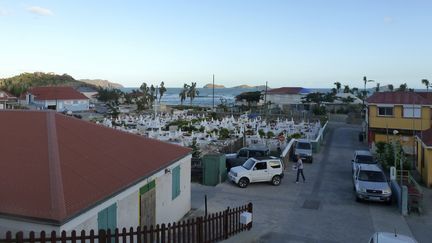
[191,122,430,243]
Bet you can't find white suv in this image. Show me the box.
[228,157,284,188]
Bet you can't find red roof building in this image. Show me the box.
[23,86,89,101]
[366,91,432,105]
[0,111,191,233]
[0,90,18,109]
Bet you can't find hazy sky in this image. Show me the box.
[1,0,431,88]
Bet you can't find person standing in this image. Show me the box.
[296,155,306,183]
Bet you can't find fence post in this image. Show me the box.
[196,217,203,243]
[99,229,107,243]
[6,231,12,243]
[247,203,253,230]
[16,231,24,243]
[223,207,229,239]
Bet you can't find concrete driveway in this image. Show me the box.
[191,122,430,243]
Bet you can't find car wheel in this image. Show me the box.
[310,157,313,163]
[386,198,392,205]
[271,175,281,186]
[238,178,249,188]
[355,196,362,202]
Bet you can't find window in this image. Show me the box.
[296,142,311,150]
[238,149,248,157]
[355,155,375,164]
[254,162,267,170]
[172,166,181,200]
[73,100,78,104]
[403,106,421,118]
[269,161,281,168]
[378,107,393,116]
[242,158,255,170]
[358,171,386,182]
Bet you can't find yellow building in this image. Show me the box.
[367,91,432,187]
[366,91,432,154]
[416,129,432,187]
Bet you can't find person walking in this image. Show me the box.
[296,155,306,183]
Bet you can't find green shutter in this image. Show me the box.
[172,166,181,200]
[98,208,108,230]
[98,203,117,230]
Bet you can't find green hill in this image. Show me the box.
[0,72,96,96]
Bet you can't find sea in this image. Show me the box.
[121,87,331,107]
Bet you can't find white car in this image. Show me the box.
[353,164,392,204]
[228,157,284,188]
[369,232,418,243]
[352,150,377,175]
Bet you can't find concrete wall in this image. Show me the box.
[267,94,304,106]
[0,155,192,238]
[416,140,432,187]
[32,99,89,111]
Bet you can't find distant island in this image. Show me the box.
[203,83,269,89]
[80,79,123,89]
[203,83,226,88]
[232,85,269,89]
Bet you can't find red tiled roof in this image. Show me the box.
[0,111,190,224]
[267,87,305,95]
[366,91,432,105]
[25,86,89,100]
[0,90,17,101]
[419,128,432,147]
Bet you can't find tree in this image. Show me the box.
[159,81,167,102]
[375,83,380,92]
[189,138,201,159]
[334,82,341,93]
[150,84,157,107]
[388,84,394,91]
[96,88,123,104]
[422,79,430,92]
[235,91,262,108]
[187,82,199,105]
[397,83,408,92]
[137,82,151,111]
[343,85,350,93]
[179,83,189,106]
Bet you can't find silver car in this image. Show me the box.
[353,164,392,204]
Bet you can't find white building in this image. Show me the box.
[20,86,90,112]
[0,110,191,237]
[266,87,310,110]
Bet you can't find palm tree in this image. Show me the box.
[334,82,341,93]
[388,84,394,91]
[343,85,350,93]
[188,82,199,105]
[422,79,430,92]
[159,81,167,102]
[179,83,189,106]
[375,83,380,92]
[398,83,408,92]
[137,82,151,110]
[351,87,359,95]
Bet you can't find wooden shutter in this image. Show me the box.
[172,166,181,200]
[98,203,117,230]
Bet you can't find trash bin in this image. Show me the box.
[359,132,364,142]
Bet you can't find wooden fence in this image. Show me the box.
[1,203,252,243]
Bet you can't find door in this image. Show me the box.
[250,162,269,182]
[140,181,156,228]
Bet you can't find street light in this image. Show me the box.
[362,76,375,106]
[393,130,403,187]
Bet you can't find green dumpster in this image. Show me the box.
[202,153,227,186]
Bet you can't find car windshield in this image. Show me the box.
[356,155,375,164]
[242,158,255,170]
[358,170,386,182]
[297,142,311,150]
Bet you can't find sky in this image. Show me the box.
[0,0,431,88]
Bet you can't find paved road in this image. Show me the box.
[191,122,429,243]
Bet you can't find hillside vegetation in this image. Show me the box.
[0,72,96,96]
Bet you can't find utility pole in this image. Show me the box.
[264,81,268,117]
[212,74,215,111]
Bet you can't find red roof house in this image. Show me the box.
[0,110,191,234]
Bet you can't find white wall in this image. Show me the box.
[267,94,304,105]
[0,155,192,238]
[155,155,192,224]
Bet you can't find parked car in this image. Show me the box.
[352,150,377,175]
[369,232,418,243]
[353,164,392,204]
[294,139,313,163]
[225,146,270,170]
[228,157,284,188]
